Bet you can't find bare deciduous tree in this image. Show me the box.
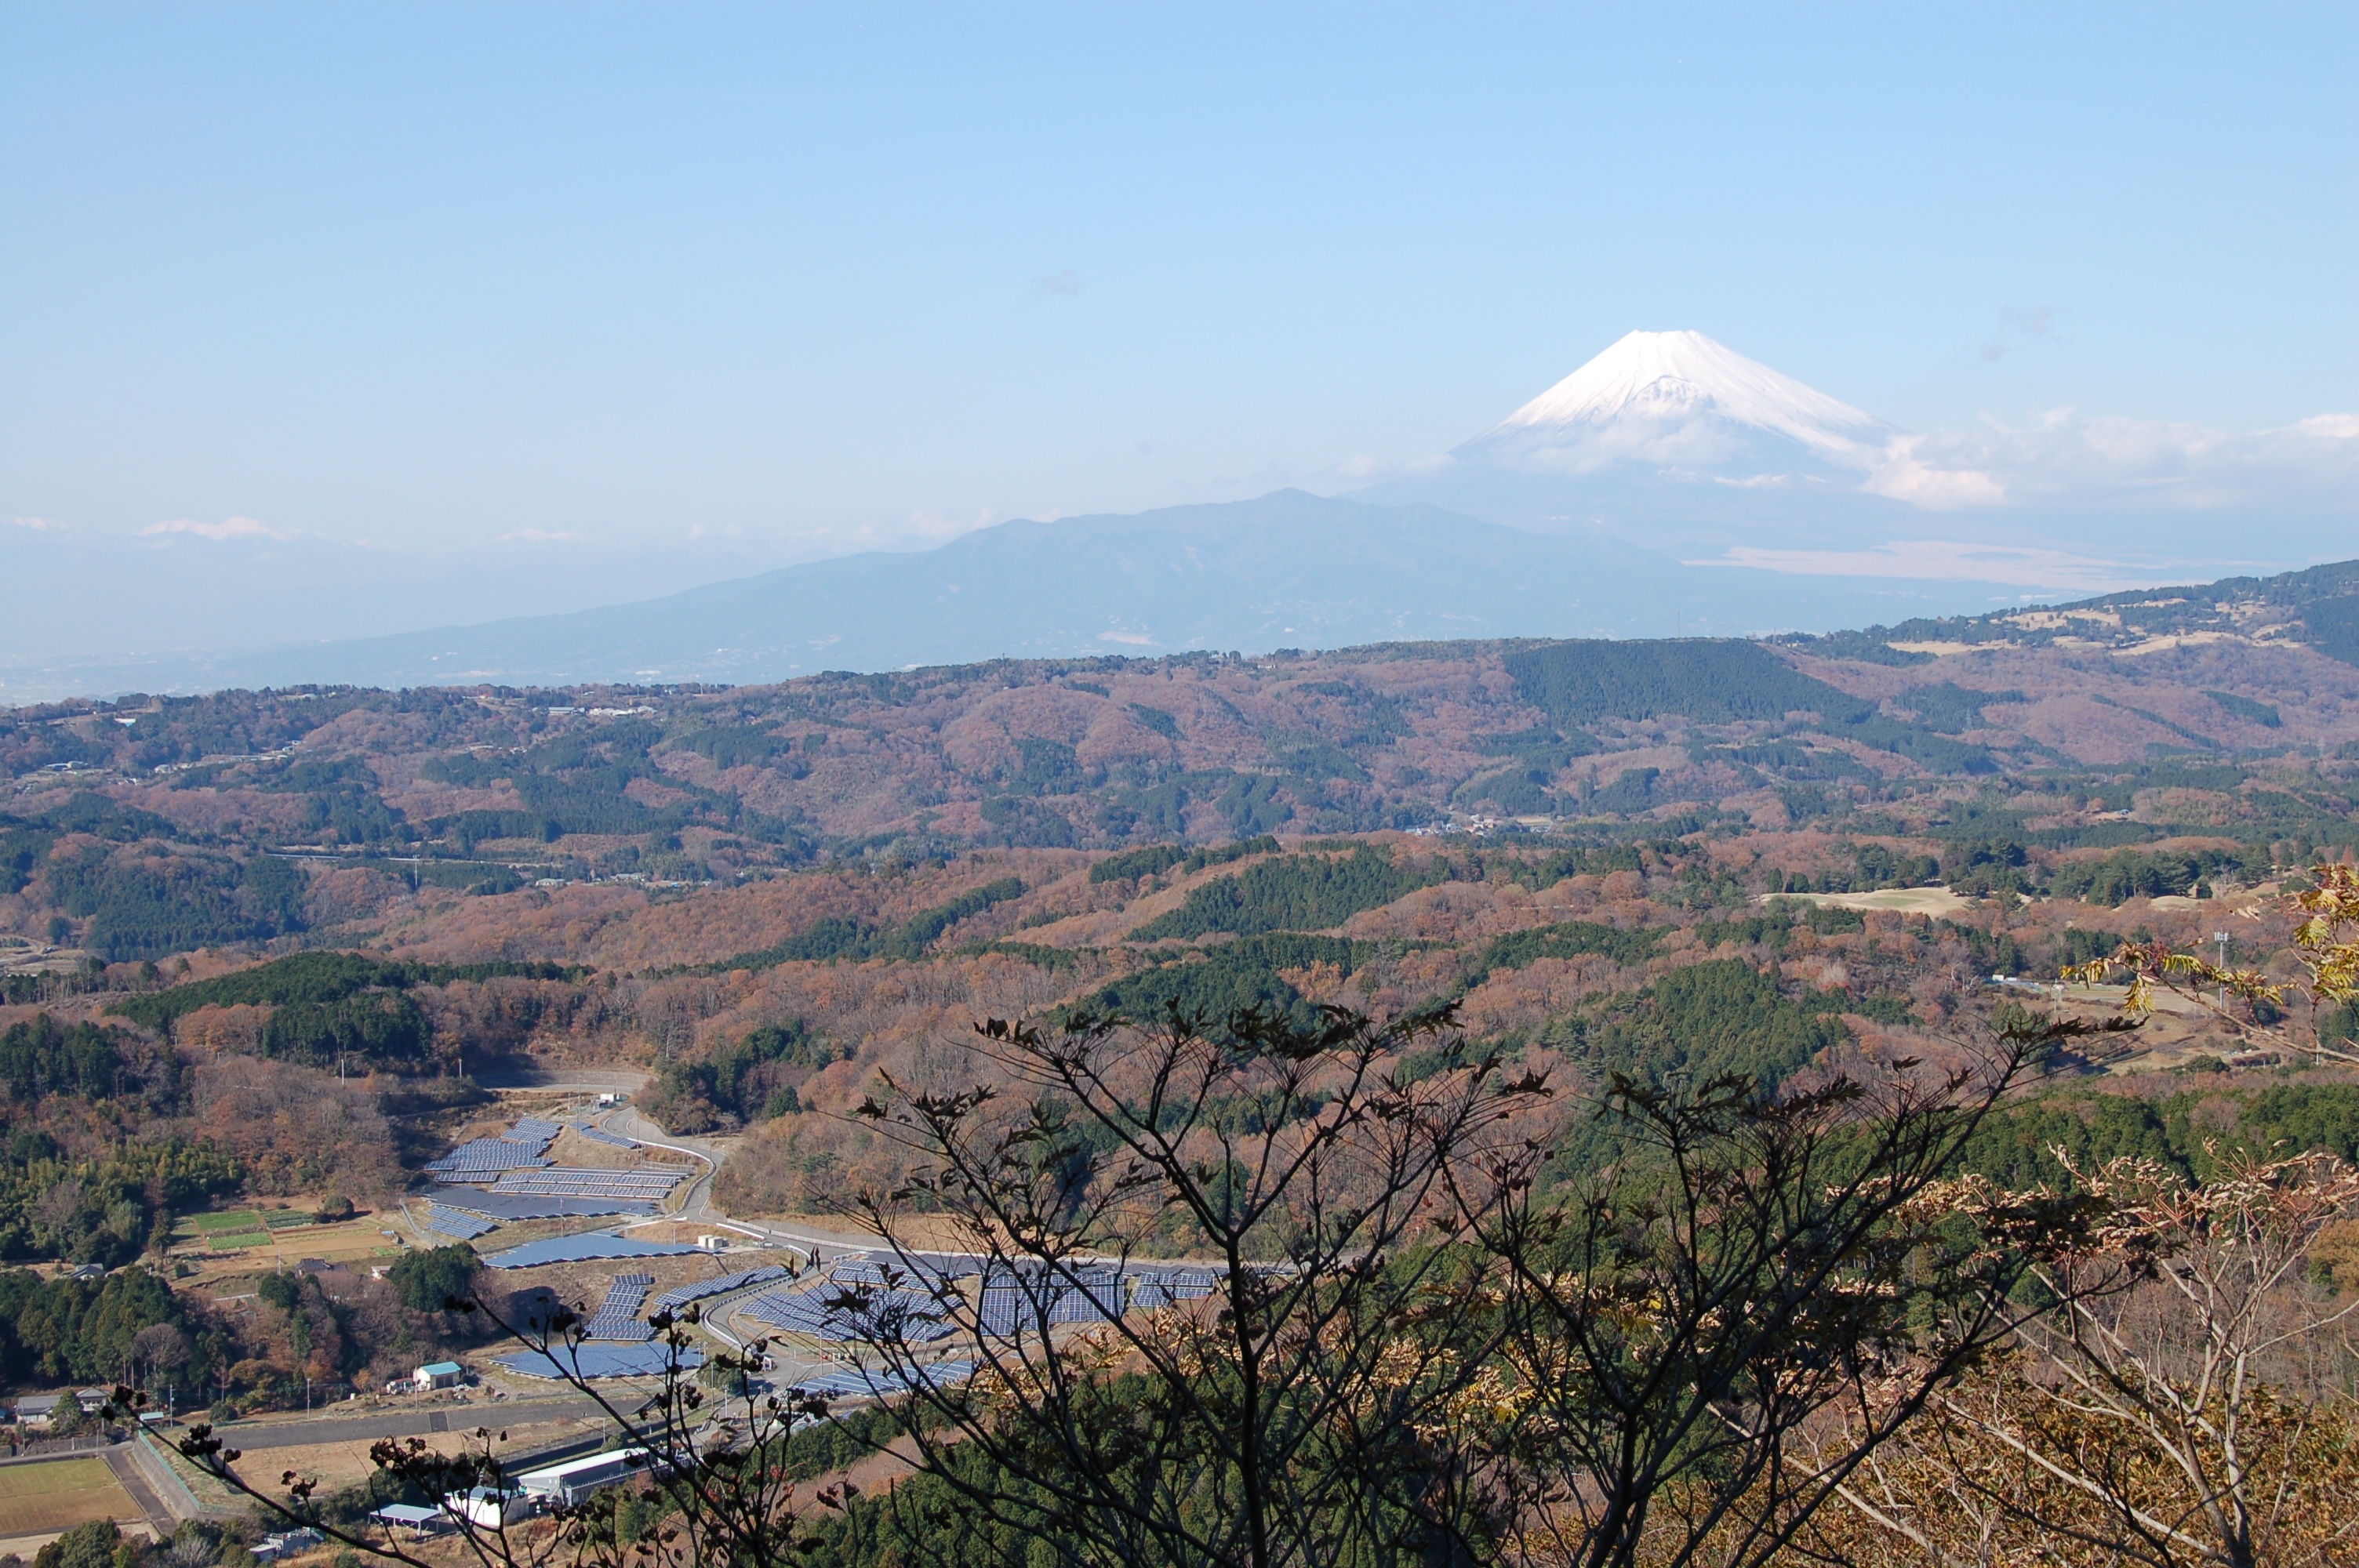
[1837,1148,2359,1568]
[836,1001,1550,1568]
[1467,1019,2123,1568]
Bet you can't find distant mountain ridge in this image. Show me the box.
[0,490,2043,700]
[1777,557,2359,669]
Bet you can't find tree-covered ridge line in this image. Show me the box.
[1456,920,1664,989]
[1088,833,1281,884]
[2,557,2350,915]
[104,949,580,1032]
[704,876,1028,973]
[1776,554,2359,665]
[1128,845,1447,940]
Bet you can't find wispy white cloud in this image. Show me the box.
[140,516,289,541]
[495,528,587,544]
[1332,452,1456,482]
[1692,539,2148,591]
[9,516,71,532]
[1978,305,2067,362]
[1034,270,1083,296]
[1860,409,2359,511]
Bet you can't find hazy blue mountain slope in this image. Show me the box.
[6,492,2023,696]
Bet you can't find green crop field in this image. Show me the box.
[260,1210,313,1230]
[180,1210,264,1235]
[0,1457,141,1537]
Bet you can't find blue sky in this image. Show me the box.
[4,2,2353,576]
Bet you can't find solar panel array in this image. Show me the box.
[740,1286,955,1344]
[583,1274,656,1341]
[1127,1269,1223,1312]
[421,1203,498,1240]
[825,1258,980,1287]
[484,1232,705,1269]
[425,1139,554,1178]
[649,1266,792,1313]
[723,1260,1226,1348]
[570,1125,638,1149]
[494,1344,701,1381]
[433,1192,657,1221]
[503,1118,564,1145]
[489,1167,686,1201]
[973,1266,1219,1337]
[787,1360,976,1402]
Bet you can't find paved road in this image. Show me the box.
[600,1108,1038,1279]
[209,1396,602,1451]
[600,1106,906,1261]
[101,1448,175,1534]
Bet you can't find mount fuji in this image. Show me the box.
[1454,329,1899,481]
[1360,328,2355,582]
[1357,329,1925,556]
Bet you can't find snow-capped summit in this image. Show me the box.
[1457,330,1899,477]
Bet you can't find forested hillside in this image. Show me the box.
[0,560,2354,1247]
[0,568,2355,1568]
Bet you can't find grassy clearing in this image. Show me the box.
[0,1457,140,1536]
[179,1210,264,1235]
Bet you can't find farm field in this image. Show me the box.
[173,1218,405,1288]
[230,1417,608,1492]
[0,1457,142,1537]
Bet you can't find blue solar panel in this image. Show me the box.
[649,1266,791,1312]
[493,1344,702,1381]
[421,1204,496,1240]
[424,1138,554,1175]
[431,1192,657,1221]
[788,1360,975,1401]
[489,1167,686,1200]
[583,1273,656,1341]
[483,1232,704,1269]
[739,1286,953,1344]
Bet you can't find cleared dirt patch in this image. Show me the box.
[1759,887,1979,917]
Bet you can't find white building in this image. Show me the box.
[444,1486,533,1529]
[415,1360,465,1389]
[518,1447,654,1505]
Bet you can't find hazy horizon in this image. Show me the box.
[4,4,2354,680]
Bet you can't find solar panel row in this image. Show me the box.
[484,1232,705,1269]
[571,1126,638,1149]
[739,1287,955,1344]
[495,1345,702,1381]
[421,1204,497,1240]
[424,1138,554,1174]
[583,1273,656,1341]
[649,1265,792,1312]
[823,1258,981,1287]
[787,1360,976,1401]
[434,1192,658,1221]
[489,1167,686,1200]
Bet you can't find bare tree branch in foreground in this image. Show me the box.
[838,1000,1552,1568]
[1468,1015,2130,1568]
